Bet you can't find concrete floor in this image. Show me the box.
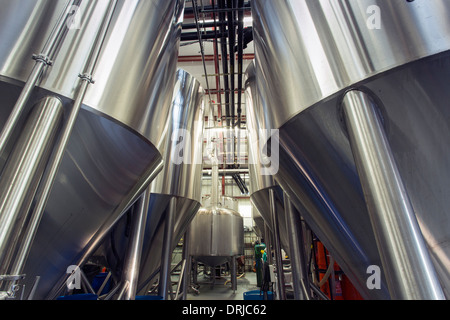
[186,271,260,300]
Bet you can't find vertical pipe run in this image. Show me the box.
[341,89,445,300]
[0,97,63,276]
[283,193,311,300]
[120,189,150,300]
[211,0,222,122]
[269,188,286,300]
[236,0,244,130]
[159,197,177,300]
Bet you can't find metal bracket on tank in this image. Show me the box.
[78,73,95,84]
[32,53,53,66]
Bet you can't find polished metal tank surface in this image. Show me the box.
[94,69,205,296]
[0,0,184,299]
[252,0,450,299]
[189,206,244,267]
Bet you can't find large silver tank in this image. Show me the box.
[189,196,244,267]
[96,69,205,294]
[0,0,184,299]
[252,0,450,299]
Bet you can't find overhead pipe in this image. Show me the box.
[181,31,228,41]
[7,0,119,281]
[182,21,229,30]
[192,0,213,107]
[159,197,177,300]
[226,0,237,168]
[210,4,226,179]
[211,0,223,124]
[211,0,227,189]
[178,54,254,62]
[218,0,234,169]
[174,259,187,300]
[236,0,244,130]
[231,174,245,194]
[184,2,251,16]
[0,0,78,157]
[341,89,445,300]
[181,229,191,300]
[211,151,220,208]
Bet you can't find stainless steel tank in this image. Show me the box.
[96,69,205,296]
[0,0,184,299]
[252,0,450,299]
[189,202,244,267]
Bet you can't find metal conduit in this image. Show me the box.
[269,188,286,300]
[342,89,445,300]
[284,193,311,300]
[218,0,231,129]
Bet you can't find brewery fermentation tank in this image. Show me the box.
[189,196,244,267]
[95,69,205,296]
[0,0,184,299]
[252,0,450,299]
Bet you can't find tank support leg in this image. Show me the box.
[283,193,311,300]
[269,188,286,300]
[0,97,63,281]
